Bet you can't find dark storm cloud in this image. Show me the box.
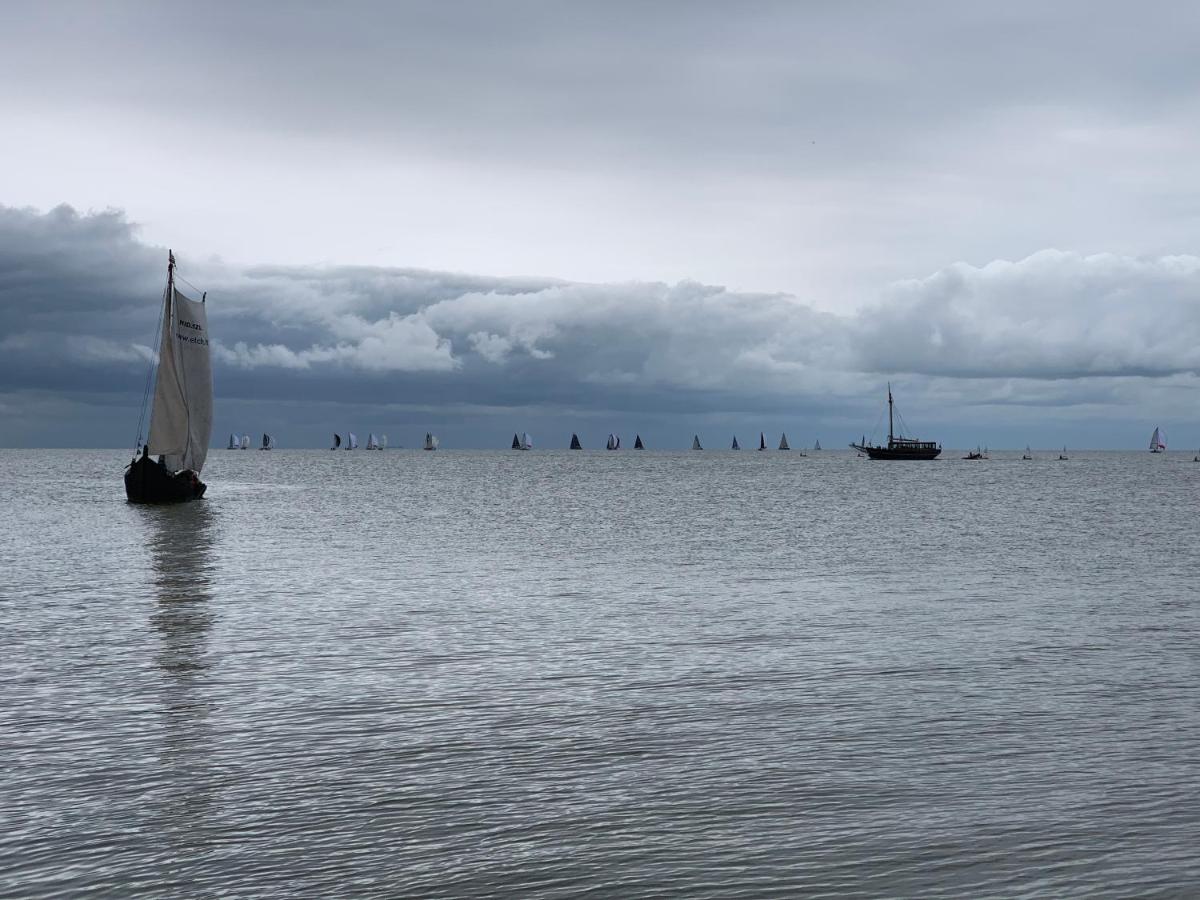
[3,204,1200,448]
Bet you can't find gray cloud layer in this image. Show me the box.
[2,204,1199,448]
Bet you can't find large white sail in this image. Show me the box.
[424,432,439,450]
[348,432,359,449]
[521,432,532,450]
[240,434,250,449]
[1150,427,1165,451]
[228,433,239,450]
[607,433,618,450]
[367,432,378,450]
[779,433,790,451]
[147,284,212,474]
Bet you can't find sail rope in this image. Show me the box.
[132,279,169,453]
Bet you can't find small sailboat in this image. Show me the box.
[813,440,821,451]
[227,433,239,450]
[380,435,388,449]
[606,433,620,450]
[570,433,582,450]
[261,433,274,450]
[511,433,521,449]
[963,445,984,460]
[331,434,342,451]
[347,432,359,450]
[124,251,211,504]
[1022,444,1032,460]
[520,432,533,451]
[1149,426,1166,453]
[779,433,790,451]
[731,435,740,450]
[633,435,644,449]
[424,432,439,451]
[1059,445,1069,460]
[758,432,767,451]
[366,433,379,450]
[240,434,250,450]
[692,435,703,450]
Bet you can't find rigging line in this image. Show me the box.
[133,280,168,452]
[174,270,205,297]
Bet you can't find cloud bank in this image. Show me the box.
[1,204,1198,448]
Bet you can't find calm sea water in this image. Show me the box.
[3,448,1199,898]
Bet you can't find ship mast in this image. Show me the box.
[887,382,894,444]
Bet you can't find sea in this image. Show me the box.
[3,448,1199,898]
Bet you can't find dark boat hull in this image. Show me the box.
[851,443,941,460]
[124,454,206,504]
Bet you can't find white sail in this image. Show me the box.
[814,440,821,451]
[692,435,702,450]
[424,432,439,450]
[607,433,618,450]
[261,433,273,450]
[348,432,358,449]
[521,432,533,450]
[366,432,378,450]
[380,435,387,449]
[1150,427,1165,451]
[228,433,239,450]
[779,433,790,451]
[240,434,250,449]
[147,284,212,474]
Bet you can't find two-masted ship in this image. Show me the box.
[124,252,212,502]
[850,385,941,460]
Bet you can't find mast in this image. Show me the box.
[887,382,894,444]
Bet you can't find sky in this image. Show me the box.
[1,1,1199,449]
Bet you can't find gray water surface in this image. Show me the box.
[3,449,1199,898]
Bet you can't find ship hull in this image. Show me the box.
[851,443,941,460]
[124,454,206,503]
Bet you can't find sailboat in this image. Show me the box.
[424,432,439,451]
[633,435,644,449]
[380,435,387,449]
[520,432,533,450]
[347,432,359,450]
[758,432,767,451]
[1022,445,1032,460]
[731,435,740,450]
[331,434,342,451]
[124,251,211,504]
[261,433,274,450]
[606,433,620,450]
[692,435,703,450]
[963,446,984,460]
[227,433,239,450]
[240,434,250,450]
[813,440,821,451]
[1059,445,1069,460]
[1149,426,1166,453]
[850,384,941,460]
[366,433,379,450]
[511,433,521,449]
[779,433,790,451]
[570,433,582,449]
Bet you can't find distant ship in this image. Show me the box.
[1149,426,1166,453]
[633,435,644,449]
[778,433,790,451]
[850,385,941,460]
[607,433,620,450]
[570,433,582,450]
[424,432,439,451]
[228,433,240,450]
[758,432,767,451]
[731,435,740,450]
[813,440,821,451]
[692,435,703,450]
[1022,444,1033,460]
[1059,445,1069,460]
[261,433,274,450]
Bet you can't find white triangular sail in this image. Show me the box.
[240,434,250,449]
[228,433,239,450]
[1150,427,1165,451]
[348,432,358,449]
[366,433,379,450]
[692,435,702,450]
[521,432,533,450]
[424,432,439,450]
[779,433,790,451]
[607,433,618,450]
[147,284,213,474]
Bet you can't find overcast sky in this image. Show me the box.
[1,1,1199,448]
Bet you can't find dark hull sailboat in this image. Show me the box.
[570,433,583,449]
[124,251,212,504]
[633,435,644,449]
[850,385,941,460]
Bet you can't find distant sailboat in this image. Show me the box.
[366,433,379,450]
[424,432,439,451]
[1059,445,1069,460]
[964,446,984,460]
[347,432,358,450]
[380,435,387,449]
[731,435,740,450]
[1022,444,1033,460]
[512,433,521,449]
[758,432,767,451]
[331,433,342,451]
[606,433,619,450]
[261,433,274,450]
[240,434,250,450]
[228,433,239,450]
[779,433,790,451]
[633,435,644,449]
[520,432,533,450]
[813,440,821,451]
[692,435,703,450]
[1149,426,1166,453]
[570,433,582,449]
[124,251,211,504]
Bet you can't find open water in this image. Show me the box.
[2,448,1199,898]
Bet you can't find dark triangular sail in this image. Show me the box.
[634,435,644,449]
[512,433,521,449]
[570,433,582,449]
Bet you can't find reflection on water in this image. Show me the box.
[143,503,218,840]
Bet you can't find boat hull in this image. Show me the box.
[851,443,941,460]
[124,454,206,504]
